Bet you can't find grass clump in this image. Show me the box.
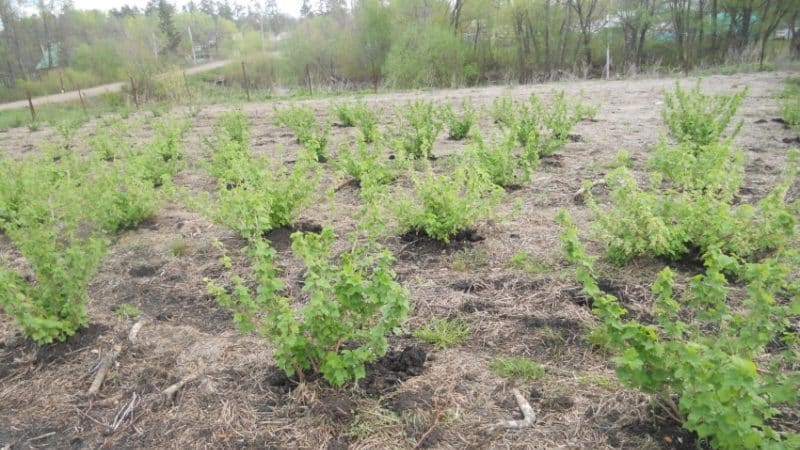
[413,318,470,349]
[114,303,141,319]
[490,356,544,381]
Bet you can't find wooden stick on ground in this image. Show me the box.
[87,344,122,397]
[162,361,206,401]
[128,320,144,344]
[492,389,536,430]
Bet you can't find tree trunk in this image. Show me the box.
[697,0,705,64]
[738,6,753,54]
[544,0,551,77]
[791,13,800,60]
[558,2,572,72]
[711,0,718,57]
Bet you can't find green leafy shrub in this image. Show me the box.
[335,100,362,127]
[202,114,319,240]
[214,159,318,240]
[217,110,250,146]
[130,121,184,188]
[0,128,174,343]
[557,211,800,450]
[0,231,106,344]
[333,100,379,142]
[442,100,476,140]
[588,142,797,265]
[494,93,586,160]
[491,97,516,127]
[355,106,379,144]
[779,78,800,132]
[396,100,442,159]
[337,139,399,186]
[89,121,128,162]
[275,104,330,160]
[207,228,409,386]
[662,80,746,147]
[469,131,535,188]
[394,161,502,242]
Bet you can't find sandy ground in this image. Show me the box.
[0,70,799,449]
[0,60,230,112]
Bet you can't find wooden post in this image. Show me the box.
[58,71,65,93]
[305,64,313,96]
[26,90,36,122]
[241,61,251,102]
[129,76,139,108]
[78,88,87,114]
[183,71,192,102]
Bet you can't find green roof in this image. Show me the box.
[35,43,60,71]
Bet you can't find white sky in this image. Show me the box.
[71,0,302,17]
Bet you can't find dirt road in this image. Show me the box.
[0,60,230,111]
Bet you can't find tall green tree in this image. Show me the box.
[157,0,182,57]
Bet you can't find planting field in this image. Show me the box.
[1,71,799,449]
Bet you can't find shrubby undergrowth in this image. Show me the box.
[560,83,800,449]
[0,119,184,343]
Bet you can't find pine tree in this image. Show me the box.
[300,0,313,18]
[157,0,181,56]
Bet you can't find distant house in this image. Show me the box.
[35,43,60,71]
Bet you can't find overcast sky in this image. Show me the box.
[71,0,302,17]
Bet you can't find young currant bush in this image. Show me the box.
[337,139,399,186]
[588,142,797,265]
[0,125,177,343]
[217,110,250,146]
[468,131,535,188]
[557,210,800,450]
[334,102,359,127]
[779,77,800,132]
[493,93,587,161]
[394,161,503,242]
[491,97,516,127]
[207,228,409,386]
[396,100,443,159]
[334,100,379,142]
[442,99,476,140]
[201,112,320,240]
[274,104,330,160]
[662,80,746,147]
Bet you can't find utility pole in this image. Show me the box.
[188,26,197,64]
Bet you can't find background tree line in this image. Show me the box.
[1,0,799,102]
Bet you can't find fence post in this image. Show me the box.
[305,64,313,96]
[26,90,36,122]
[78,88,87,114]
[241,61,251,102]
[129,76,139,108]
[183,71,192,102]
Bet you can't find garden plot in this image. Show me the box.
[1,70,799,449]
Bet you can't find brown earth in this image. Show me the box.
[1,71,799,449]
